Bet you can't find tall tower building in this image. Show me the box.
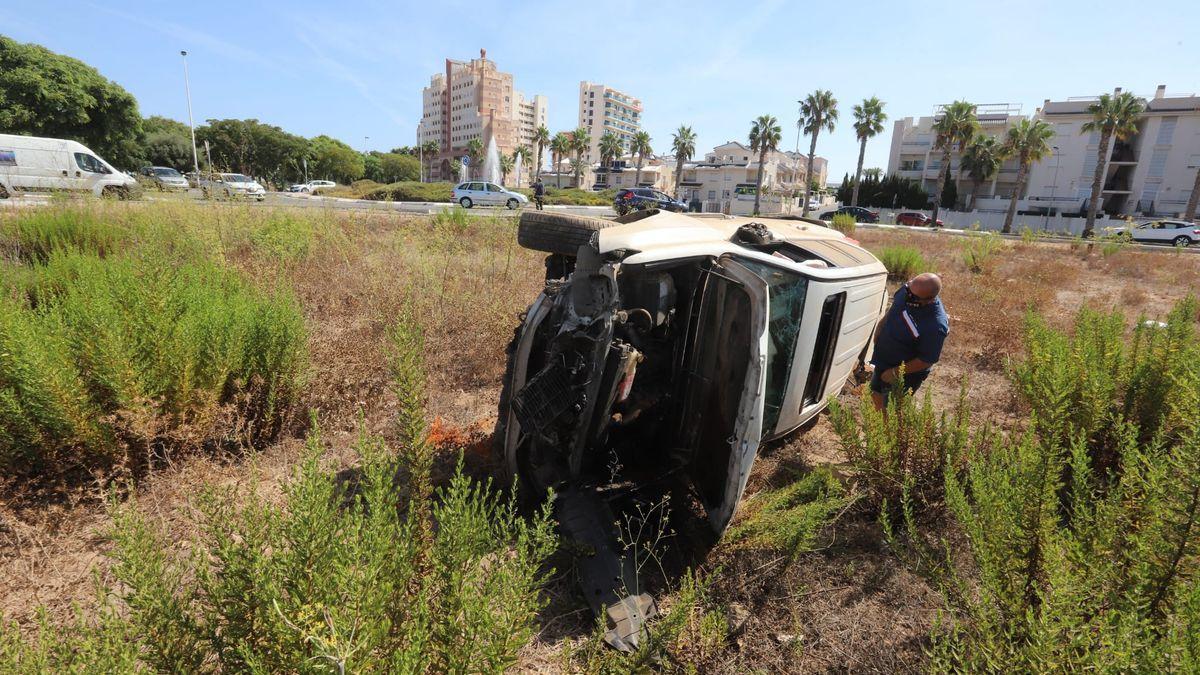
[578,81,642,163]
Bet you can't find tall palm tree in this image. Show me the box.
[499,153,515,186]
[671,125,697,199]
[630,131,652,187]
[599,132,622,188]
[550,132,570,189]
[1081,91,1145,237]
[961,134,1008,212]
[510,145,529,187]
[749,115,782,216]
[465,138,484,181]
[851,97,886,207]
[930,100,980,227]
[569,127,592,187]
[799,90,838,215]
[420,140,438,182]
[1000,119,1055,234]
[532,125,551,180]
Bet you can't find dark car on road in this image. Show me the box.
[613,188,687,215]
[819,205,879,223]
[896,211,943,227]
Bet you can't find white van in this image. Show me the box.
[0,134,139,199]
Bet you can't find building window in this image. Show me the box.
[707,190,716,200]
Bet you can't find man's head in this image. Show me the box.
[905,273,942,307]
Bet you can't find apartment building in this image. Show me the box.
[676,142,812,213]
[887,88,1200,217]
[416,49,547,181]
[886,103,1026,205]
[578,82,643,162]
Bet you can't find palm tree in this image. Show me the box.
[1000,119,1055,234]
[630,131,652,187]
[749,114,782,216]
[671,125,697,199]
[599,132,622,188]
[550,132,570,189]
[1081,91,1145,237]
[930,100,980,227]
[569,127,591,188]
[850,97,886,207]
[465,138,484,181]
[799,90,838,215]
[532,125,550,181]
[961,134,1008,212]
[499,153,515,186]
[1186,163,1200,224]
[510,145,529,187]
[420,140,438,182]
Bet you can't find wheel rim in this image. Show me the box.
[1175,236,1189,246]
[508,199,518,209]
[461,198,471,208]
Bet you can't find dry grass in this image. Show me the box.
[4,205,1200,671]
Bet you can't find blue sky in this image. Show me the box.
[3,1,1197,179]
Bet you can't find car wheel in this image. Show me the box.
[1174,235,1191,247]
[507,198,519,210]
[101,185,126,200]
[0,184,9,199]
[517,210,617,256]
[460,197,473,208]
[224,189,231,198]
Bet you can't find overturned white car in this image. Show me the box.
[496,209,889,648]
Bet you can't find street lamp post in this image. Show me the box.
[1045,145,1060,230]
[180,51,200,180]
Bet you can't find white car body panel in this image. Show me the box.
[0,133,137,196]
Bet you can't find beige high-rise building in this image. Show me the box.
[578,81,642,163]
[417,49,547,182]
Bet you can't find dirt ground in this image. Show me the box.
[3,212,1198,672]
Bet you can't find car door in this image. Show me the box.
[70,151,113,193]
[485,183,507,205]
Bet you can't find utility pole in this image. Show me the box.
[180,51,201,180]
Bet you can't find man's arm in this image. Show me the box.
[878,358,933,383]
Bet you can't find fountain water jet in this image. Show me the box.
[480,135,502,185]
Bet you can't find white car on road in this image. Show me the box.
[452,181,528,209]
[0,133,139,199]
[1111,219,1199,247]
[201,173,266,201]
[298,180,336,193]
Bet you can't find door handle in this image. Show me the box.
[62,170,68,176]
[76,171,82,177]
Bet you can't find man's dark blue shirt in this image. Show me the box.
[870,285,949,373]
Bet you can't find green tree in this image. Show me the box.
[309,135,365,184]
[510,145,529,187]
[549,132,570,189]
[598,132,623,187]
[961,134,1008,212]
[940,172,958,210]
[419,141,438,182]
[362,152,383,182]
[800,89,838,215]
[465,138,484,181]
[630,131,652,187]
[851,97,887,207]
[0,36,143,168]
[499,153,514,185]
[569,127,591,187]
[532,125,550,180]
[1081,91,1145,237]
[671,125,697,200]
[1001,119,1055,234]
[379,153,419,183]
[930,100,980,226]
[749,114,782,216]
[139,116,194,171]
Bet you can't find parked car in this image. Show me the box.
[297,180,336,193]
[1110,219,1200,247]
[139,166,190,191]
[613,187,687,215]
[819,205,880,223]
[895,211,943,227]
[499,209,888,648]
[0,133,140,199]
[200,173,266,201]
[287,184,308,193]
[452,181,528,209]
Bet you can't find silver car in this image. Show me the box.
[452,181,528,209]
[140,166,189,191]
[201,173,266,201]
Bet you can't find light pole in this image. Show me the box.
[1045,145,1060,230]
[180,51,200,180]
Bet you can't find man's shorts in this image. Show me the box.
[869,367,930,395]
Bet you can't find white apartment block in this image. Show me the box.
[578,82,642,162]
[676,142,813,213]
[887,88,1200,218]
[416,49,547,181]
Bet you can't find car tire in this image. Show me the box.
[517,210,616,256]
[101,185,126,200]
[0,184,9,199]
[507,198,519,210]
[460,197,473,208]
[1174,235,1191,247]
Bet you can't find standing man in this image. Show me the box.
[869,273,949,410]
[533,177,545,211]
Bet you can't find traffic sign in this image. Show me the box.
[462,155,470,165]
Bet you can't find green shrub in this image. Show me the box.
[727,466,847,556]
[0,317,557,673]
[364,181,454,202]
[515,187,615,206]
[2,207,126,262]
[961,231,1003,273]
[0,250,306,475]
[830,213,856,235]
[875,245,927,281]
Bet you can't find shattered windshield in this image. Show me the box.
[735,258,808,435]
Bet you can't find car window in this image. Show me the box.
[74,153,111,174]
[486,183,503,192]
[732,257,809,436]
[456,183,469,190]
